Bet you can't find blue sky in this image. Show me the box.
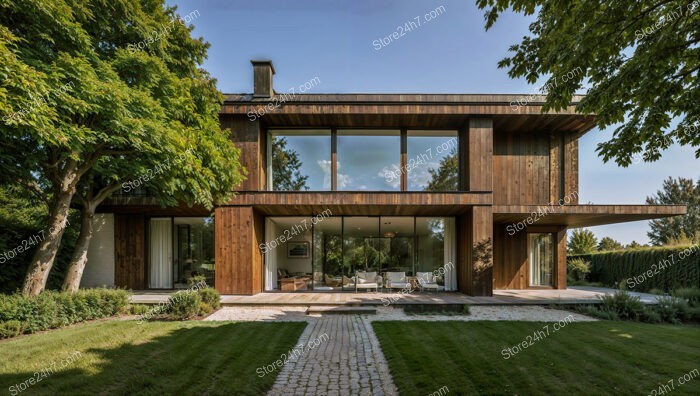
[170,0,699,244]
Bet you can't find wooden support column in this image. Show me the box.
[114,214,145,289]
[215,206,264,295]
[555,227,567,289]
[549,133,564,203]
[458,118,494,296]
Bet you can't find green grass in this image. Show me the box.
[373,321,700,395]
[0,320,306,395]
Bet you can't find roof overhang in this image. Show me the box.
[493,205,687,228]
[221,93,596,135]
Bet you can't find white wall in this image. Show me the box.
[81,214,115,288]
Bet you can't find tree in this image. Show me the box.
[646,177,699,246]
[626,241,646,250]
[476,1,700,166]
[426,149,459,191]
[568,229,597,255]
[598,237,624,252]
[271,136,308,191]
[0,1,245,295]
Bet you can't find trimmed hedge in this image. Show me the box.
[571,245,699,293]
[0,288,130,338]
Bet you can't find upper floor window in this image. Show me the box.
[269,130,331,191]
[337,130,400,191]
[407,130,459,191]
[267,129,459,191]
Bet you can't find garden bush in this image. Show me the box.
[572,245,699,293]
[198,287,221,310]
[567,257,591,282]
[0,288,130,338]
[654,296,691,324]
[672,287,700,306]
[598,290,645,320]
[167,291,201,320]
[0,320,23,339]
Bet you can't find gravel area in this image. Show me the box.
[204,304,595,323]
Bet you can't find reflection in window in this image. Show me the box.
[407,131,459,191]
[337,130,400,191]
[529,233,554,286]
[269,130,331,191]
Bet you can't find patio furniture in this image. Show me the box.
[324,274,343,288]
[416,272,445,293]
[280,277,307,291]
[351,271,382,293]
[386,272,412,291]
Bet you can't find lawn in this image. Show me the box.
[0,319,306,395]
[373,321,700,395]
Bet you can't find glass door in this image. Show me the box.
[528,233,554,287]
[149,218,173,289]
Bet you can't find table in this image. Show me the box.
[280,277,308,291]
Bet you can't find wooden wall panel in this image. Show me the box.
[114,214,145,289]
[466,118,493,191]
[214,207,263,295]
[564,133,579,204]
[458,206,494,296]
[549,133,563,203]
[555,228,567,289]
[220,116,260,191]
[493,132,551,205]
[493,225,528,289]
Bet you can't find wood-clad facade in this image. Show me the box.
[98,60,686,296]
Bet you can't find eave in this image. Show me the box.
[493,205,687,228]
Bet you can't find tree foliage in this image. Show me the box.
[646,177,700,245]
[0,0,245,295]
[568,228,598,255]
[598,237,624,252]
[271,136,308,191]
[426,149,459,191]
[476,0,700,165]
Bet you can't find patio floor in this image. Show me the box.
[131,286,661,305]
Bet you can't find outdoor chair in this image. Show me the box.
[351,271,381,293]
[385,272,412,291]
[416,272,444,293]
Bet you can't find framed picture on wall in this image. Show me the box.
[287,241,310,258]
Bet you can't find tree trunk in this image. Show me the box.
[21,188,75,296]
[62,205,95,293]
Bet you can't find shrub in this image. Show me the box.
[198,302,213,316]
[640,307,662,324]
[567,258,591,282]
[654,296,691,324]
[167,291,201,320]
[198,287,221,310]
[0,320,23,339]
[598,291,645,320]
[574,245,700,293]
[188,275,207,288]
[648,288,666,295]
[577,305,619,320]
[0,288,131,337]
[672,287,700,307]
[129,304,151,315]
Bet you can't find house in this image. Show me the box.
[84,60,686,296]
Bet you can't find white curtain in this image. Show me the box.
[149,218,172,289]
[443,217,457,291]
[264,218,277,290]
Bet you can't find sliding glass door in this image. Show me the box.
[149,218,173,289]
[263,216,457,291]
[528,233,554,287]
[148,217,215,289]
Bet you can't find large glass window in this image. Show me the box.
[337,130,400,191]
[263,216,457,292]
[269,130,331,191]
[407,131,459,191]
[529,233,554,287]
[148,217,215,289]
[313,217,343,290]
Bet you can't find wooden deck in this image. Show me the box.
[131,287,660,305]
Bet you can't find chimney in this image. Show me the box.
[251,60,275,98]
